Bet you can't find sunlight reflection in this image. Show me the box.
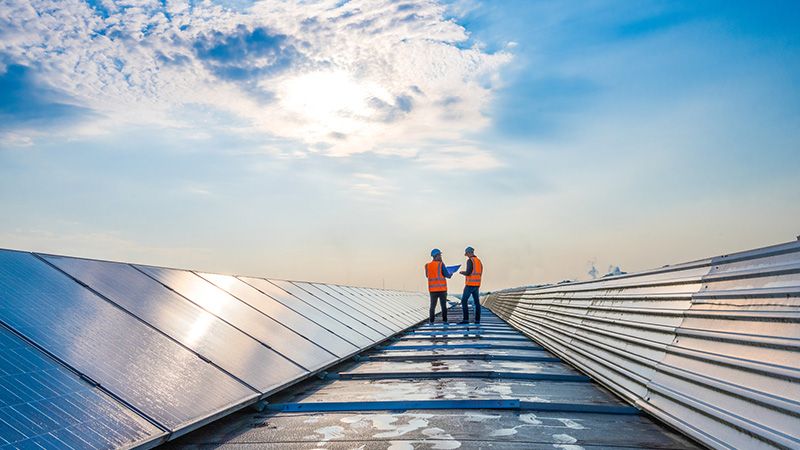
[185,313,215,346]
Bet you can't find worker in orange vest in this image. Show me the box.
[458,246,483,324]
[425,248,452,324]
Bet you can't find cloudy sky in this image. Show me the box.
[1,0,798,291]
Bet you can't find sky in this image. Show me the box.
[1,0,798,292]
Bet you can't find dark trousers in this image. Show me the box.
[461,285,481,323]
[429,291,448,323]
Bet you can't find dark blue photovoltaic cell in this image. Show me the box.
[198,272,352,360]
[269,280,383,342]
[43,256,307,390]
[0,250,257,431]
[0,326,164,448]
[239,277,371,350]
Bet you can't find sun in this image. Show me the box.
[279,70,389,137]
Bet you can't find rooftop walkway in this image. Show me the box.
[170,305,698,449]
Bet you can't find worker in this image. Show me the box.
[458,246,483,324]
[425,248,452,324]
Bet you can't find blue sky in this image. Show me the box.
[1,0,798,291]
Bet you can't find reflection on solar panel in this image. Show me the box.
[0,248,428,447]
[0,250,257,433]
[196,272,340,368]
[131,265,316,381]
[44,256,306,391]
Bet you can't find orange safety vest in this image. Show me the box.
[425,260,448,292]
[466,256,483,287]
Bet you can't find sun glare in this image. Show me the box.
[279,70,387,136]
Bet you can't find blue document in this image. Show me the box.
[446,265,461,276]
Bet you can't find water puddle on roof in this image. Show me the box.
[388,440,461,449]
[553,433,584,450]
[556,418,585,429]
[311,425,344,444]
[520,413,542,424]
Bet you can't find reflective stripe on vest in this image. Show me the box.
[466,256,482,286]
[426,261,447,292]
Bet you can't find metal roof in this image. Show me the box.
[169,306,697,449]
[485,240,800,449]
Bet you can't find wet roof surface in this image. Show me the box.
[168,307,698,449]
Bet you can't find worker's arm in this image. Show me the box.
[459,258,473,276]
[442,262,452,279]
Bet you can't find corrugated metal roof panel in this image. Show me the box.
[485,240,800,449]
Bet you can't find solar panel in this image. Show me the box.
[131,264,324,377]
[0,325,164,448]
[294,282,395,336]
[327,284,413,331]
[363,289,425,325]
[0,250,257,432]
[268,280,384,342]
[368,288,426,324]
[197,272,351,361]
[363,288,421,326]
[311,283,406,331]
[328,284,410,331]
[195,273,357,357]
[386,289,429,321]
[239,277,372,350]
[336,285,419,327]
[43,255,306,391]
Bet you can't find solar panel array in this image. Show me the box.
[0,249,429,448]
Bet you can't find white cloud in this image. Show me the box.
[0,0,511,165]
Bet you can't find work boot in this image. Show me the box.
[457,320,469,325]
